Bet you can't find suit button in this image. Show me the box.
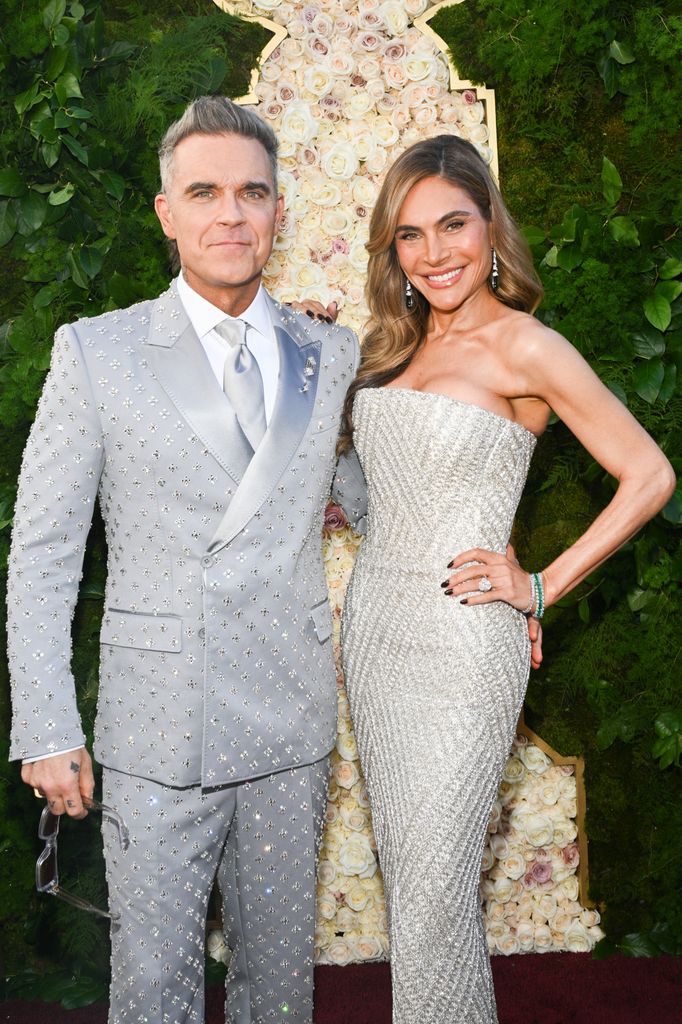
[198,627,206,640]
[201,555,214,568]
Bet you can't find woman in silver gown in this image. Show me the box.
[338,137,675,1024]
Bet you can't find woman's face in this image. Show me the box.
[394,175,492,314]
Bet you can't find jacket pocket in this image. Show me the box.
[100,609,183,652]
[310,599,333,643]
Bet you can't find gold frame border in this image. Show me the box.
[517,711,594,908]
[414,0,499,181]
[213,1,288,105]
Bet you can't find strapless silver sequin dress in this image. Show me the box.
[342,388,537,1024]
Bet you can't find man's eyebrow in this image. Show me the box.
[395,209,473,232]
[183,180,273,195]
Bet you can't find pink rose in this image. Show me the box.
[562,843,580,868]
[462,89,477,104]
[324,503,349,531]
[530,860,553,883]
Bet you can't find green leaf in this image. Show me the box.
[43,0,67,30]
[609,40,636,65]
[549,212,578,244]
[79,245,103,278]
[658,363,677,405]
[661,488,682,525]
[41,140,62,168]
[602,157,622,207]
[14,81,43,116]
[631,327,665,359]
[66,249,89,289]
[107,271,142,307]
[598,55,619,99]
[541,245,559,269]
[626,587,657,612]
[644,292,672,332]
[0,168,26,197]
[45,45,68,81]
[70,1,86,19]
[606,382,628,405]
[65,105,92,120]
[609,215,639,246]
[48,183,75,205]
[55,71,83,105]
[556,244,583,272]
[96,170,125,201]
[659,257,682,280]
[62,133,89,165]
[52,23,70,45]
[618,933,660,957]
[578,597,590,623]
[521,226,546,246]
[657,280,682,304]
[17,192,48,234]
[0,201,18,246]
[33,282,63,308]
[651,711,682,769]
[632,359,664,403]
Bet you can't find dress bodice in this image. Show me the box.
[352,388,536,572]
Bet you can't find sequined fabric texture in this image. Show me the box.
[342,388,537,1024]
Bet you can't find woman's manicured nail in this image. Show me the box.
[447,560,453,569]
[444,588,453,596]
[460,599,468,605]
[305,309,314,318]
[325,316,333,323]
[440,580,449,588]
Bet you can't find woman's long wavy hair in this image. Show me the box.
[337,135,543,454]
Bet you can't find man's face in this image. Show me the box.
[154,132,283,313]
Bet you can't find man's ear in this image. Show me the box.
[154,193,175,239]
[274,192,285,235]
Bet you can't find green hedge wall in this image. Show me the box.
[433,0,682,956]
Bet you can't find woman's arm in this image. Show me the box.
[446,324,676,611]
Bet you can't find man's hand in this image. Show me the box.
[21,747,95,818]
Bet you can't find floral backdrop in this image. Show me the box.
[209,0,604,962]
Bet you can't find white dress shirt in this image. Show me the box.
[25,275,279,765]
[177,273,279,423]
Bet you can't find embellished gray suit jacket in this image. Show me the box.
[8,282,367,787]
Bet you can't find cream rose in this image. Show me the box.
[335,731,359,760]
[519,744,552,774]
[322,143,359,181]
[340,803,369,832]
[325,938,354,966]
[351,935,384,961]
[317,892,338,921]
[310,181,343,207]
[317,859,337,887]
[380,1,409,36]
[500,853,526,880]
[333,759,360,790]
[523,813,555,847]
[338,835,378,879]
[303,66,334,99]
[280,102,319,146]
[346,884,372,913]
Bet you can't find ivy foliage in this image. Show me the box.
[434,0,682,952]
[0,0,268,981]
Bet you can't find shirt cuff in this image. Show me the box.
[23,746,84,764]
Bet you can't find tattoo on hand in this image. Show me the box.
[66,799,75,808]
[49,800,57,809]
[70,761,80,773]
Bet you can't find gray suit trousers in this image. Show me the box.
[102,758,329,1024]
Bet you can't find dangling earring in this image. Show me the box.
[405,278,414,310]
[490,247,499,291]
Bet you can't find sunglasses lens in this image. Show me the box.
[38,808,59,840]
[36,846,57,890]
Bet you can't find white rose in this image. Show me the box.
[502,756,526,784]
[516,919,535,950]
[335,731,358,760]
[559,876,580,902]
[534,924,554,950]
[379,1,409,36]
[468,123,490,144]
[317,859,337,887]
[366,79,386,102]
[338,835,378,878]
[326,938,354,966]
[330,52,356,77]
[357,57,383,81]
[519,744,552,774]
[252,0,283,9]
[323,208,354,236]
[333,759,360,789]
[310,181,343,207]
[351,781,371,807]
[538,893,558,921]
[349,241,369,273]
[580,909,601,928]
[564,922,592,952]
[335,906,358,932]
[402,55,438,82]
[493,877,515,903]
[384,63,408,89]
[303,66,334,99]
[344,92,375,119]
[524,814,555,847]
[500,853,526,880]
[281,102,319,146]
[538,782,561,806]
[365,149,388,176]
[488,800,502,831]
[351,935,384,961]
[404,0,429,13]
[496,931,521,955]
[346,884,371,912]
[317,892,338,921]
[489,833,509,859]
[206,929,231,965]
[461,101,485,125]
[325,802,339,826]
[322,143,359,181]
[480,845,494,872]
[372,116,400,148]
[339,803,368,832]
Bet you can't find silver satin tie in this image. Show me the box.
[215,318,267,451]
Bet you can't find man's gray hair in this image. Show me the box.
[158,95,279,192]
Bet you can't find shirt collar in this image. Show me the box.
[176,273,272,340]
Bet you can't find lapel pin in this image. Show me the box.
[304,356,316,377]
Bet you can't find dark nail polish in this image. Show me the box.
[444,588,453,596]
[316,313,326,321]
[460,599,468,605]
[440,580,449,588]
[447,560,453,569]
[325,316,333,323]
[306,310,314,318]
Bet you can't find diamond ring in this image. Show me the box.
[478,576,493,593]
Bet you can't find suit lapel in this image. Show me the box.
[145,284,253,484]
[207,296,321,552]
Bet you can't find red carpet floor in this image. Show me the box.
[2,954,681,1023]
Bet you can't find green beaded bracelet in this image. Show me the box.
[532,572,545,619]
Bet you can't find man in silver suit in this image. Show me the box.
[8,96,366,1023]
